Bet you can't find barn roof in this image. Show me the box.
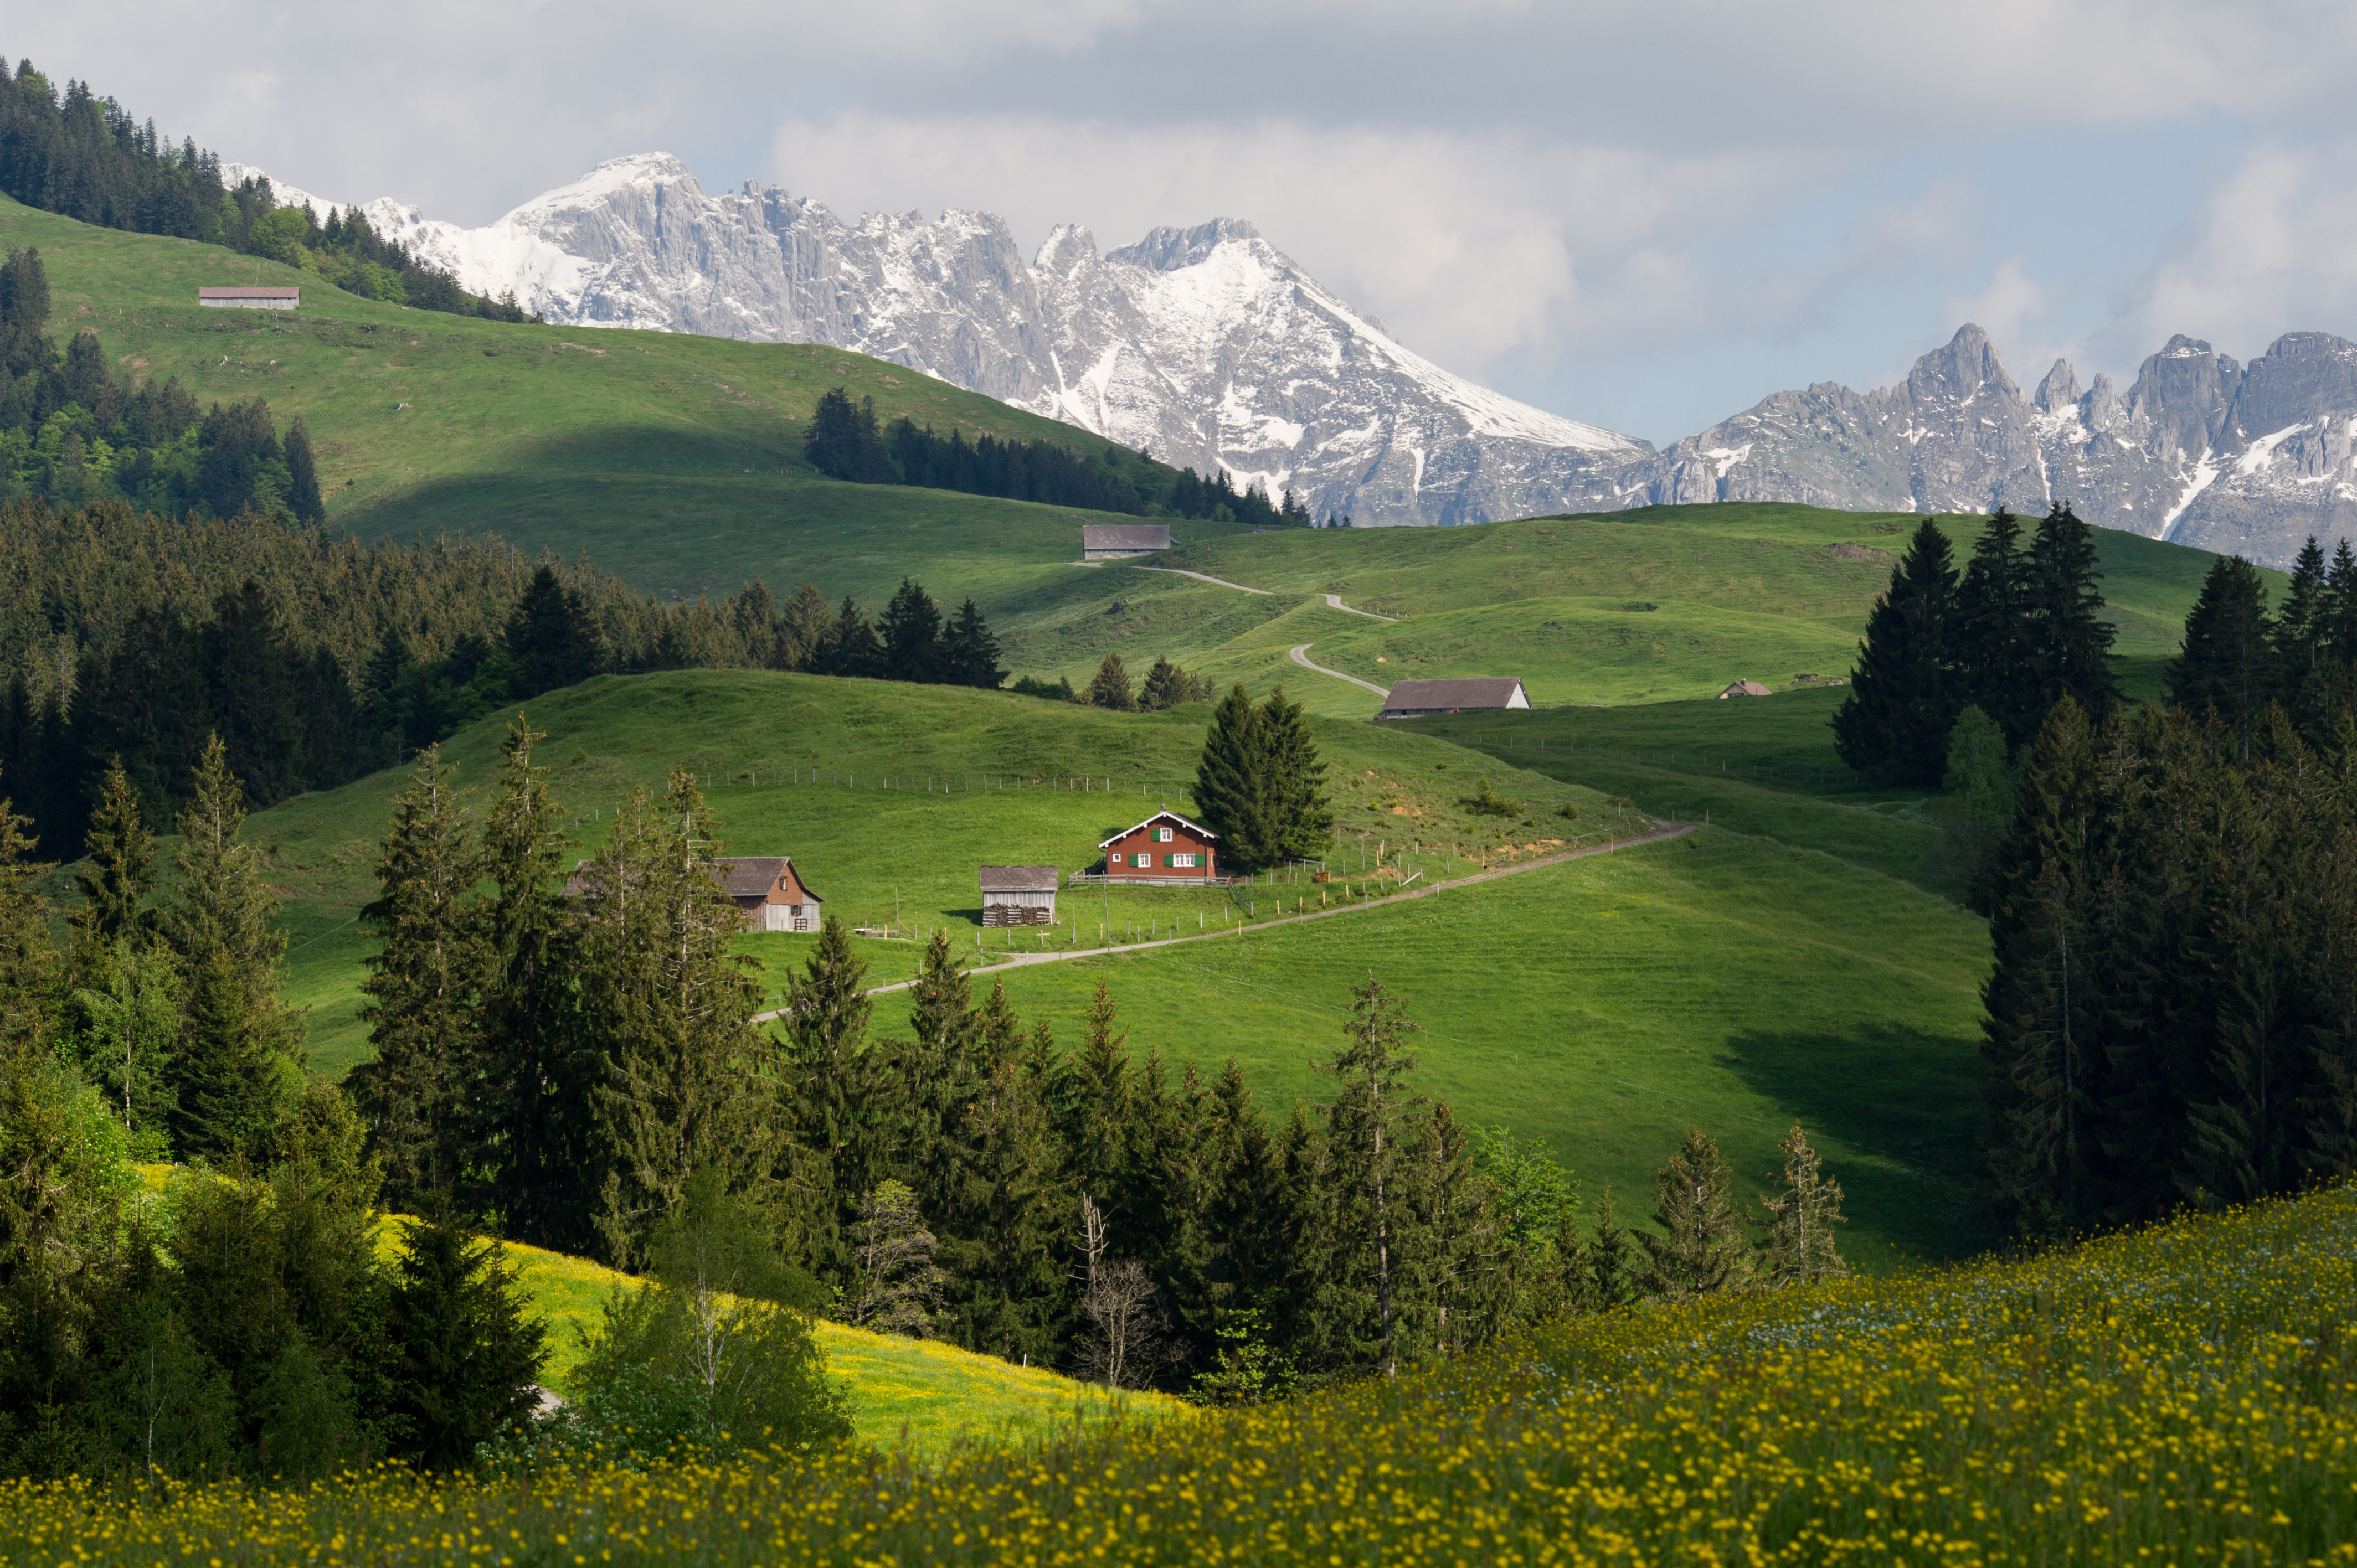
[564,854,820,902]
[1098,809,1218,849]
[979,865,1060,893]
[198,286,301,298]
[1718,680,1773,698]
[1082,524,1171,551]
[1380,677,1527,711]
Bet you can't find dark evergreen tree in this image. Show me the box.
[69,765,153,953]
[477,719,590,1255]
[281,416,325,525]
[1831,518,1961,786]
[940,1043,1066,1365]
[2026,503,2119,725]
[802,388,895,483]
[505,566,602,695]
[879,579,946,684]
[781,914,883,1291]
[380,1204,547,1469]
[2325,538,2357,668]
[1954,507,2041,748]
[2166,553,2274,760]
[899,929,981,1223]
[1087,653,1135,711]
[347,745,484,1210]
[1314,974,1424,1378]
[0,797,56,1058]
[2272,535,2328,697]
[1193,684,1273,870]
[815,597,886,679]
[942,597,1006,689]
[1634,1129,1751,1301]
[1258,687,1332,862]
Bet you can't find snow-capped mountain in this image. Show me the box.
[238,154,2357,564]
[1544,323,2357,568]
[249,152,1645,527]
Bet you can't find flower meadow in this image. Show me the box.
[6,1184,2353,1566]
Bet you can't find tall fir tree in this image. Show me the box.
[1634,1129,1752,1301]
[1954,507,2041,747]
[1831,519,1962,786]
[1316,974,1425,1378]
[581,773,782,1266]
[348,744,485,1210]
[1979,695,2106,1239]
[941,597,1006,689]
[816,597,886,679]
[899,928,981,1223]
[1258,686,1334,862]
[2167,553,2274,760]
[1087,653,1136,711]
[476,718,589,1254]
[939,1046,1066,1365]
[878,579,945,684]
[2327,538,2357,668]
[1754,1123,1847,1285]
[505,568,603,697]
[0,796,55,1058]
[69,767,154,958]
[281,416,325,526]
[781,914,883,1290]
[380,1204,548,1468]
[159,736,296,1154]
[1193,684,1274,869]
[2271,535,2329,698]
[2026,503,2119,726]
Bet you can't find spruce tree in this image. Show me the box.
[941,597,1005,689]
[1634,1129,1751,1301]
[1139,657,1186,711]
[878,579,945,684]
[381,1203,547,1469]
[2327,538,2357,668]
[160,736,296,1151]
[1087,653,1136,711]
[1258,686,1332,862]
[776,582,833,671]
[2027,503,2119,726]
[348,744,485,1210]
[477,718,589,1254]
[1979,696,2105,1239]
[1059,981,1135,1221]
[69,939,179,1157]
[0,797,56,1058]
[940,1050,1066,1364]
[1754,1123,1846,1285]
[2272,535,2328,698]
[2167,553,2273,760]
[816,597,885,679]
[1193,684,1273,869]
[1955,507,2040,747]
[282,416,325,526]
[1831,518,1960,786]
[1411,1101,1510,1358]
[782,914,883,1287]
[70,766,155,956]
[1318,974,1424,1377]
[581,774,781,1266]
[505,567,602,696]
[1573,1184,1638,1312]
[900,929,980,1221]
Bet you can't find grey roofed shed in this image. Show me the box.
[1082,523,1172,559]
[980,865,1059,926]
[1376,677,1531,719]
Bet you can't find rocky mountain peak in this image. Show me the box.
[1108,218,1263,272]
[2036,359,2081,412]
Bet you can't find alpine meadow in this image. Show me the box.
[0,47,2351,1567]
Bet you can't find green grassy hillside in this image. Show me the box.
[236,668,1984,1261]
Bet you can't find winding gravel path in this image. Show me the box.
[1323,592,1396,621]
[1132,565,1273,595]
[1289,642,1390,696]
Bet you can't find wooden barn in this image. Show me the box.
[1716,680,1773,699]
[1082,523,1171,560]
[979,865,1059,925]
[199,286,300,311]
[566,854,823,932]
[1095,811,1221,883]
[1377,677,1530,720]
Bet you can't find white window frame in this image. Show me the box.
[1171,852,1197,868]
[1133,852,1151,868]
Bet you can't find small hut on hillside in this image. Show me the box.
[1377,677,1530,720]
[980,865,1060,925]
[1082,524,1171,559]
[200,286,300,311]
[1716,680,1773,699]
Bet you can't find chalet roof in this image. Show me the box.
[564,854,821,902]
[198,286,300,298]
[1718,680,1773,698]
[979,865,1060,893]
[1098,809,1218,849]
[1380,677,1527,711]
[1082,524,1171,551]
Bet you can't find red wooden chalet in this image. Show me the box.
[1097,810,1221,883]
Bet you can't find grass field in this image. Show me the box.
[33,1181,2348,1562]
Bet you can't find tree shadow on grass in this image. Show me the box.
[1719,1024,1989,1259]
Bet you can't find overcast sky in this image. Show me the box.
[20,1,2357,443]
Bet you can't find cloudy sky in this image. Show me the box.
[20,1,2357,444]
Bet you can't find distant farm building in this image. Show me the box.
[1377,677,1531,720]
[1092,811,1221,883]
[1083,524,1171,560]
[565,855,823,932]
[1717,680,1774,699]
[980,865,1059,925]
[199,286,300,311]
